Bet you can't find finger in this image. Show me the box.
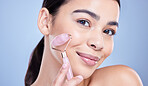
[64,75,83,86]
[52,63,70,86]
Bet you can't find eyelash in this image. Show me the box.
[103,29,116,36]
[77,19,116,36]
[77,19,91,27]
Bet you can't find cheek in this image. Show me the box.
[52,21,86,48]
[69,31,85,47]
[104,38,114,58]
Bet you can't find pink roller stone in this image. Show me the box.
[51,33,70,47]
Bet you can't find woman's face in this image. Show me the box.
[49,0,119,78]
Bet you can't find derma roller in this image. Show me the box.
[51,33,73,80]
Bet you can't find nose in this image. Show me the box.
[87,33,104,51]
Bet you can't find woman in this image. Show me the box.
[25,0,143,86]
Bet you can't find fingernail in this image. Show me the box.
[76,75,83,81]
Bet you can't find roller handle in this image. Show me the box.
[62,52,73,80]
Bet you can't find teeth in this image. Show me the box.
[84,58,89,61]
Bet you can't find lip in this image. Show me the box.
[76,51,100,66]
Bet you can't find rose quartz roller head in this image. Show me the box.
[51,33,73,80]
[51,33,71,47]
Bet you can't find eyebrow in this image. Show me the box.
[72,9,119,27]
[107,21,119,27]
[72,9,100,21]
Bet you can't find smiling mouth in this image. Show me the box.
[76,51,100,66]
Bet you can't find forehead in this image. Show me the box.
[59,0,119,21]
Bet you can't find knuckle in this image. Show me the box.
[59,66,68,75]
[59,68,65,74]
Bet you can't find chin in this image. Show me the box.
[69,55,97,79]
[72,65,96,79]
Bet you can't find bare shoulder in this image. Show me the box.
[89,65,143,86]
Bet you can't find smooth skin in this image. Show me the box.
[31,0,143,86]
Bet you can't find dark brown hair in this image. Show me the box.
[24,0,120,86]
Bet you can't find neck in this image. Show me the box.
[39,51,61,84]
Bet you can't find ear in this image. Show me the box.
[37,8,53,35]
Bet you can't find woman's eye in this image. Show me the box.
[103,29,115,36]
[77,19,90,27]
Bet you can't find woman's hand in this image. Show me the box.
[51,62,83,86]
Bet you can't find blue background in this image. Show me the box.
[0,0,147,86]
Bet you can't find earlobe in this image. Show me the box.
[37,7,52,35]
